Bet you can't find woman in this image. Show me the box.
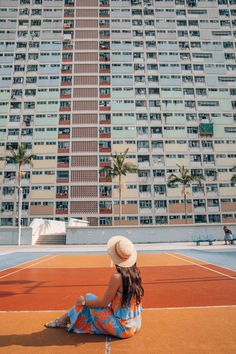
[45,235,144,339]
[223,225,233,245]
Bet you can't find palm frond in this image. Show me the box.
[167,173,182,187]
[4,144,36,167]
[231,174,236,185]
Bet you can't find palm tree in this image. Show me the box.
[100,148,138,225]
[5,144,36,245]
[231,166,236,186]
[167,164,204,224]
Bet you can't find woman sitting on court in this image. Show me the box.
[45,236,144,339]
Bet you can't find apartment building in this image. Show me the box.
[0,0,236,227]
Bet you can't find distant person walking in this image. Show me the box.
[223,226,233,245]
[45,236,144,339]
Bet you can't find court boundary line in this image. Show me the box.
[1,304,236,313]
[0,255,58,280]
[105,336,111,354]
[167,253,236,280]
[177,250,236,274]
[0,253,52,273]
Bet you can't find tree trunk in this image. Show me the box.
[183,188,188,224]
[17,166,22,246]
[118,175,122,225]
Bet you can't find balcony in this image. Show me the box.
[56,193,68,199]
[58,148,70,153]
[99,193,112,198]
[100,133,111,139]
[199,123,214,136]
[99,147,111,153]
[100,208,112,214]
[57,162,69,168]
[99,177,112,183]
[56,209,68,214]
[58,133,70,139]
[59,119,71,125]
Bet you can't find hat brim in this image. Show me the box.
[107,235,137,268]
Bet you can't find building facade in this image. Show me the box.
[0,0,236,227]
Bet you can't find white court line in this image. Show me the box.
[167,253,236,280]
[105,336,111,354]
[169,251,236,274]
[144,304,236,311]
[0,253,53,274]
[1,304,236,314]
[0,254,58,280]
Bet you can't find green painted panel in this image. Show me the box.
[112,116,136,125]
[37,92,60,100]
[36,104,59,113]
[112,129,136,139]
[0,131,6,140]
[111,91,134,99]
[212,116,233,124]
[0,118,8,127]
[0,105,9,113]
[214,125,226,138]
[208,91,230,99]
[219,100,232,111]
[161,91,183,99]
[0,92,11,100]
[162,103,185,111]
[34,130,58,140]
[165,116,186,124]
[163,130,187,138]
[111,102,135,111]
[34,117,58,126]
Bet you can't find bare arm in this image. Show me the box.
[77,273,122,308]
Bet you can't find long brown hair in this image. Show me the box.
[116,263,144,307]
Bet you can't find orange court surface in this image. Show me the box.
[0,244,236,354]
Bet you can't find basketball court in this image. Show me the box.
[0,244,236,353]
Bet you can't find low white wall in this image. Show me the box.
[39,220,66,235]
[30,218,66,244]
[1,223,235,246]
[66,223,236,245]
[0,227,32,245]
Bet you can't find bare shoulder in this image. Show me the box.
[111,272,122,283]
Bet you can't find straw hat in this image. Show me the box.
[107,235,137,268]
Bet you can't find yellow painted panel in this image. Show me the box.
[167,187,184,197]
[33,160,57,169]
[112,144,137,154]
[218,172,231,182]
[216,158,236,167]
[31,174,55,184]
[219,187,235,196]
[31,189,55,199]
[165,158,189,168]
[113,189,138,198]
[214,144,236,153]
[32,145,57,154]
[165,144,188,153]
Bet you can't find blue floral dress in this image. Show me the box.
[67,291,142,338]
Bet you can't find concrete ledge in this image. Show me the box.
[0,227,32,245]
[66,223,236,245]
